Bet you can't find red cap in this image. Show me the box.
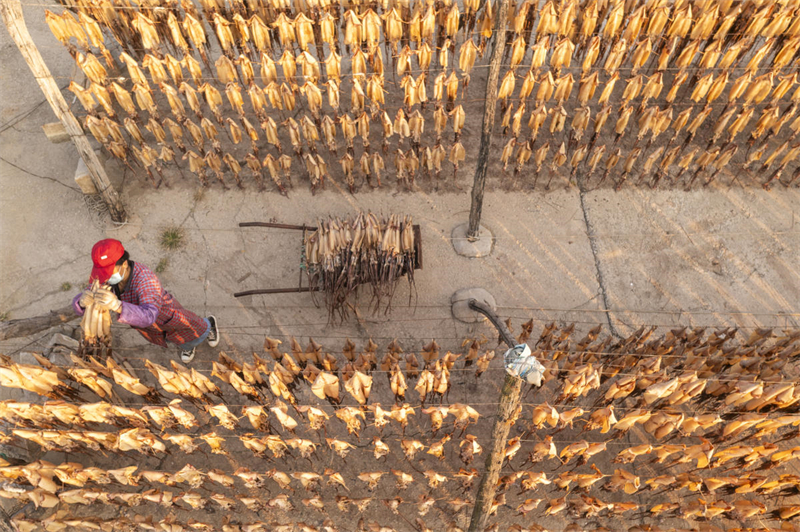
[90,239,125,283]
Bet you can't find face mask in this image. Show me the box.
[107,271,124,285]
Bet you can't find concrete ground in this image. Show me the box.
[1,2,800,531]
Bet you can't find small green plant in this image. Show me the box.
[155,258,169,274]
[160,227,185,251]
[0,312,9,322]
[60,282,72,292]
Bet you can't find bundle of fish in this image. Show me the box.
[78,280,113,359]
[304,212,416,320]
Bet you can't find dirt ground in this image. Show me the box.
[2,1,800,531]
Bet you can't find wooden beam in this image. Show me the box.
[466,0,511,240]
[0,305,77,341]
[0,0,127,223]
[466,299,522,532]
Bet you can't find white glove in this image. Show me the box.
[78,290,94,309]
[94,289,122,313]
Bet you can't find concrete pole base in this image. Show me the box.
[451,288,497,323]
[451,222,494,257]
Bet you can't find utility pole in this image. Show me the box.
[466,0,511,240]
[466,299,523,532]
[1,0,127,223]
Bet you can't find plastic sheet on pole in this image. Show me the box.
[503,343,545,387]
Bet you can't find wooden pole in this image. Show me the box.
[466,0,511,240]
[0,305,77,341]
[1,0,127,223]
[466,299,523,532]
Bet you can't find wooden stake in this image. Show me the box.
[466,0,512,240]
[466,299,523,532]
[1,0,127,223]
[0,305,76,341]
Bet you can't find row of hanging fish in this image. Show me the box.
[6,476,800,524]
[0,463,477,501]
[3,485,797,520]
[522,324,800,391]
[535,363,800,419]
[0,352,158,403]
[5,486,470,516]
[612,436,800,469]
[3,324,798,413]
[0,466,798,520]
[6,384,800,468]
[528,402,800,442]
[496,525,788,532]
[8,447,800,532]
[80,95,469,191]
[47,0,800,82]
[69,51,470,119]
[0,355,79,401]
[12,514,800,532]
[0,397,477,440]
[3,323,796,406]
[496,99,800,190]
[10,514,370,532]
[13,324,800,408]
[147,346,458,407]
[83,97,800,192]
[7,414,478,458]
[1,478,476,517]
[0,335,485,406]
[0,460,464,492]
[6,453,800,497]
[488,462,800,500]
[514,431,800,472]
[48,0,487,63]
[550,363,800,412]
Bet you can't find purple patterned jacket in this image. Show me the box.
[73,261,207,347]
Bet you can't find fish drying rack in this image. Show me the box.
[233,221,422,298]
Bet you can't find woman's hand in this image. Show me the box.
[78,290,94,309]
[94,289,122,312]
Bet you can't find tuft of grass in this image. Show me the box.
[193,188,206,203]
[160,227,185,251]
[60,282,72,292]
[0,312,9,322]
[154,258,169,274]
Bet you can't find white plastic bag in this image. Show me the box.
[503,344,545,387]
